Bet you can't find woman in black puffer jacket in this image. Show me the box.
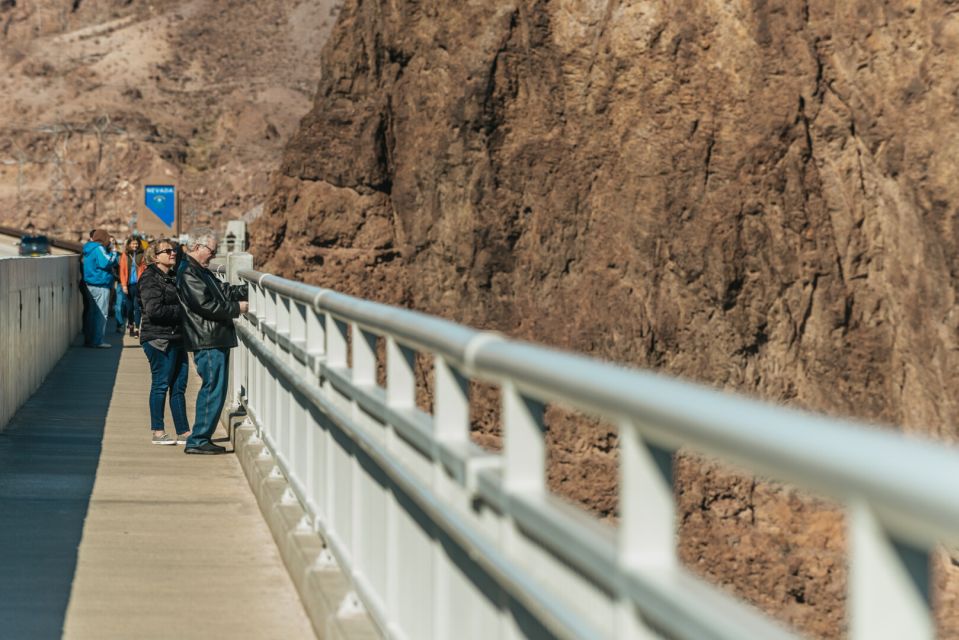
[138,239,190,446]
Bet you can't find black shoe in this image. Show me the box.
[184,442,226,455]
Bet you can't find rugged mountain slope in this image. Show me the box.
[251,1,959,636]
[0,0,338,239]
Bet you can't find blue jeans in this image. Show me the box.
[189,348,229,447]
[86,285,111,346]
[142,342,189,433]
[114,284,126,330]
[115,282,141,330]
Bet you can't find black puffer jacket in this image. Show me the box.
[138,264,182,344]
[176,255,248,352]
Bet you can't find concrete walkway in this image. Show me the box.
[1,331,314,639]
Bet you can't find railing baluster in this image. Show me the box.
[327,313,347,368]
[619,421,675,569]
[503,384,545,494]
[352,325,376,386]
[849,503,933,639]
[434,357,468,443]
[386,337,415,408]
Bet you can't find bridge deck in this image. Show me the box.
[0,332,313,639]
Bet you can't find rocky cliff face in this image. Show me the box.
[251,1,959,636]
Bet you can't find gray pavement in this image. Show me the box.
[1,332,315,639]
[0,332,120,638]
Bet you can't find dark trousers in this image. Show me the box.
[188,348,229,447]
[142,342,189,433]
[115,282,141,330]
[80,282,94,346]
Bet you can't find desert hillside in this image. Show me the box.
[249,1,959,637]
[0,0,339,239]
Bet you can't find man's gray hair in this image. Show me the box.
[187,227,218,251]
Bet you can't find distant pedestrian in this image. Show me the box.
[138,239,190,446]
[176,228,248,454]
[116,236,147,337]
[82,229,119,348]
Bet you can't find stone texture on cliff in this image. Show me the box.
[251,1,959,636]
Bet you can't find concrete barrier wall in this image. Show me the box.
[0,256,81,431]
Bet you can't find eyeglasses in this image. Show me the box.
[156,248,175,256]
[200,244,218,257]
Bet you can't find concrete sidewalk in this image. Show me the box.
[4,331,314,639]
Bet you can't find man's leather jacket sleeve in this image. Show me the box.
[179,268,240,322]
[219,282,249,302]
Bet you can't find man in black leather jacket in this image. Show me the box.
[176,228,249,454]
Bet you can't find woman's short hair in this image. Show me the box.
[145,238,174,264]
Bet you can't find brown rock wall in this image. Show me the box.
[251,1,959,636]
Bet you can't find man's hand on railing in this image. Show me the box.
[238,301,249,314]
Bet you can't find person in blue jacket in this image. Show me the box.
[82,229,119,348]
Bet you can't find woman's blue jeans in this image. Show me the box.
[142,342,189,433]
[115,282,141,330]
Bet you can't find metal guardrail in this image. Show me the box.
[216,254,959,639]
[0,224,84,253]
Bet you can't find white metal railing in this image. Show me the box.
[0,256,81,430]
[217,254,959,639]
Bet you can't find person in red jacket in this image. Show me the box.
[117,236,148,337]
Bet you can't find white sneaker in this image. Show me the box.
[151,432,176,445]
[96,343,112,349]
[176,432,190,445]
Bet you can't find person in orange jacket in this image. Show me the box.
[116,236,148,337]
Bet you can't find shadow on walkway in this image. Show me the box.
[0,336,120,639]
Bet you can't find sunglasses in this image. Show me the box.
[200,244,218,256]
[156,248,175,256]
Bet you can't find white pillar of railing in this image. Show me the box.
[353,325,376,386]
[620,423,675,568]
[386,337,414,408]
[617,423,676,637]
[434,357,469,444]
[503,385,545,494]
[290,301,310,502]
[226,253,252,408]
[849,502,932,639]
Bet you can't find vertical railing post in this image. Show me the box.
[306,303,328,526]
[227,252,252,409]
[265,290,278,445]
[352,324,376,387]
[617,421,675,635]
[327,313,347,368]
[276,296,292,460]
[432,356,468,640]
[384,337,415,629]
[386,338,415,408]
[291,302,310,506]
[849,502,933,639]
[502,383,545,494]
[434,357,469,444]
[619,422,675,568]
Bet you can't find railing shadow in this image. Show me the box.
[0,334,122,639]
